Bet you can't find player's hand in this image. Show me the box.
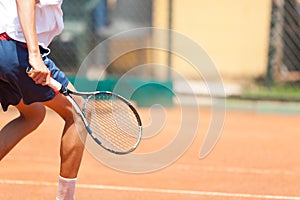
[27,54,50,86]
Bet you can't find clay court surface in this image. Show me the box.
[1,103,300,200]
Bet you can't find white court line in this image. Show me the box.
[175,164,297,176]
[0,179,300,200]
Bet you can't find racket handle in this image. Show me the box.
[49,77,63,91]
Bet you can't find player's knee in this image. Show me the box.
[60,107,75,126]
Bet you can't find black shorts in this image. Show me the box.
[0,37,69,111]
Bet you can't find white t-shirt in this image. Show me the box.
[0,0,64,49]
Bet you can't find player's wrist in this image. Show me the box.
[28,51,42,64]
[28,47,41,57]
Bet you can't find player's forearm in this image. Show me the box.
[15,0,40,57]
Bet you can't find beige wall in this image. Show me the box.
[153,0,272,80]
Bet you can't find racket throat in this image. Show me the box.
[60,86,69,95]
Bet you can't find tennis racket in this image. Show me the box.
[28,69,142,154]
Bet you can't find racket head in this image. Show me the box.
[83,91,142,155]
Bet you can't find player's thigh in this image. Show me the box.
[42,83,82,122]
[43,94,73,123]
[14,100,46,131]
[15,100,46,121]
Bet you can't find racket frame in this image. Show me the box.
[50,77,142,155]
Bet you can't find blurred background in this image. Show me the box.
[49,0,300,106]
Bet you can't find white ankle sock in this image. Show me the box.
[56,175,77,200]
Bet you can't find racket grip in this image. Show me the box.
[49,77,63,91]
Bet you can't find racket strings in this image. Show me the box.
[85,94,140,152]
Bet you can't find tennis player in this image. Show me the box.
[0,0,85,199]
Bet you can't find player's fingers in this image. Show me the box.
[41,74,50,86]
[35,73,50,85]
[26,68,50,85]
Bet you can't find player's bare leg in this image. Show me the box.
[43,83,85,200]
[43,91,85,178]
[0,100,46,160]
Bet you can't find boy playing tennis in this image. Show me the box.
[0,0,85,199]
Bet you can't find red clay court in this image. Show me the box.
[1,102,300,200]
